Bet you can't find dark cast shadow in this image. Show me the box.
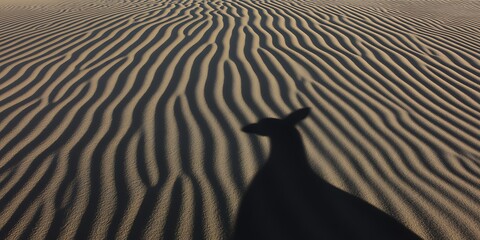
[232,107,420,240]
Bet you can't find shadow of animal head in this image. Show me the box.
[241,108,310,164]
[242,108,310,137]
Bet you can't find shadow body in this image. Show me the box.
[233,108,420,240]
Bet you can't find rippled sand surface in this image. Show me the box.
[0,0,479,239]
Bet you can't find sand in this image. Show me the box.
[0,0,479,239]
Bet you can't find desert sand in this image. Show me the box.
[0,0,479,239]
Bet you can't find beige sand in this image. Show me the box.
[0,0,479,239]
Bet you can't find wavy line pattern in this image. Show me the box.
[0,0,479,239]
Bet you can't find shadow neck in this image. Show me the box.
[268,130,309,167]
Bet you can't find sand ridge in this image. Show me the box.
[0,0,479,239]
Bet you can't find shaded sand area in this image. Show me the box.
[0,0,479,239]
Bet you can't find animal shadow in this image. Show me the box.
[233,108,420,240]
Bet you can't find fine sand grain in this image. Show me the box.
[0,0,479,239]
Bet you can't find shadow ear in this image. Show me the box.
[284,107,310,125]
[242,123,268,136]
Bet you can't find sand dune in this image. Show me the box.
[0,0,479,239]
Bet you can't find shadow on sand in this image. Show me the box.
[233,108,420,240]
